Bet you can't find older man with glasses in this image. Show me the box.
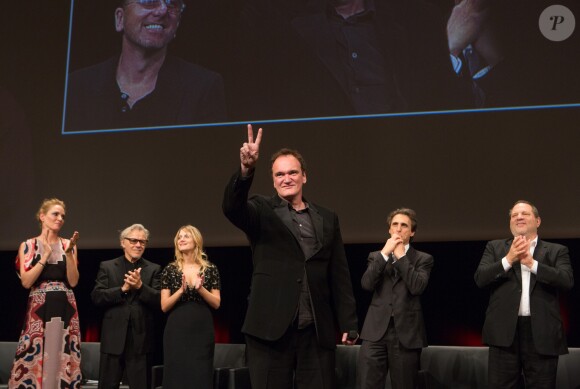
[91,223,161,389]
[65,0,226,132]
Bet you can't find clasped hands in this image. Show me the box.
[40,230,79,262]
[507,235,534,268]
[180,273,204,293]
[122,268,143,292]
[381,234,405,259]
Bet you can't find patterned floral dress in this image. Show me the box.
[161,262,221,389]
[10,238,82,389]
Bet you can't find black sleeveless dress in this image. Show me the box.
[161,262,221,389]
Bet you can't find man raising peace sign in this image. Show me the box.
[223,125,359,389]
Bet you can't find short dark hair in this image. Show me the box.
[270,148,307,174]
[387,208,418,233]
[509,200,540,218]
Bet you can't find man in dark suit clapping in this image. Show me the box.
[91,223,161,389]
[475,200,574,388]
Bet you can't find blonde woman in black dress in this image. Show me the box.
[161,225,221,388]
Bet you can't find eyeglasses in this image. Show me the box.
[124,237,149,246]
[126,0,186,15]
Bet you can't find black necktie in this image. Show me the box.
[390,254,399,281]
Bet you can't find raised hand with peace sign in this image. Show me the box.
[240,124,263,176]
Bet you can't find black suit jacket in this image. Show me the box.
[233,0,463,120]
[474,238,574,355]
[91,256,161,355]
[222,170,358,349]
[360,247,433,349]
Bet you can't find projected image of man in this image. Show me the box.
[447,0,580,108]
[234,0,463,120]
[65,0,226,132]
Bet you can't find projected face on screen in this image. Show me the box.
[63,0,226,134]
[62,0,579,134]
[115,0,183,51]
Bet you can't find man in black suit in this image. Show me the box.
[357,208,434,389]
[222,125,359,389]
[91,223,161,389]
[475,200,574,388]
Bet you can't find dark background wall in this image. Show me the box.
[2,239,578,352]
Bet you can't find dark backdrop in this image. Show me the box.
[2,239,578,355]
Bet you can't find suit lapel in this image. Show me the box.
[139,259,150,283]
[271,196,323,260]
[530,239,545,291]
[272,197,301,243]
[114,256,127,286]
[504,240,522,284]
[308,205,324,259]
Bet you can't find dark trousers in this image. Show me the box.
[357,318,421,389]
[98,326,150,389]
[245,324,335,389]
[488,316,559,389]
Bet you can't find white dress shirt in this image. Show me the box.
[501,237,538,316]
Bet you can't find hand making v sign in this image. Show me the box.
[240,124,263,176]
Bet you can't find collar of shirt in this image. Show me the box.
[394,244,410,260]
[280,197,310,213]
[329,0,376,23]
[530,236,538,255]
[388,244,410,262]
[125,257,143,270]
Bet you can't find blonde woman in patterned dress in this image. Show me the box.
[10,198,82,388]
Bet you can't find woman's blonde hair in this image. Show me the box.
[172,225,210,273]
[36,198,66,229]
